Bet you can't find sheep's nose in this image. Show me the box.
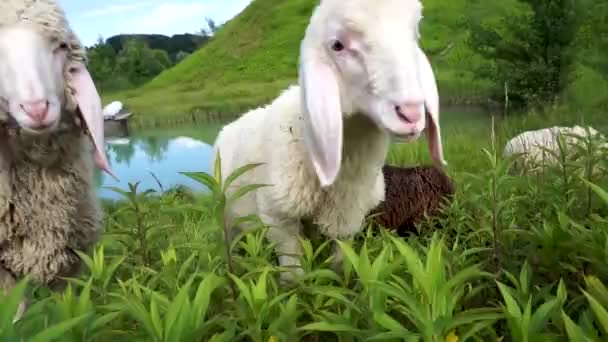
[394,99,424,124]
[20,100,49,123]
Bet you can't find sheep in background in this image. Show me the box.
[0,0,115,320]
[369,164,455,235]
[211,0,446,283]
[503,125,608,174]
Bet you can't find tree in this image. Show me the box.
[576,0,608,78]
[466,0,583,109]
[87,35,117,83]
[197,17,222,37]
[115,38,173,85]
[205,17,219,34]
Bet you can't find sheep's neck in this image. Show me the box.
[339,113,390,175]
[4,129,83,167]
[342,113,388,152]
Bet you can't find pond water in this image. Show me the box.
[95,124,224,201]
[94,105,491,201]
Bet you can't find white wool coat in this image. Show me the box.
[213,85,387,240]
[503,125,605,169]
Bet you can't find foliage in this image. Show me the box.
[576,0,608,78]
[87,37,175,92]
[466,0,584,109]
[197,17,222,37]
[105,33,209,63]
[87,25,217,93]
[116,40,172,84]
[4,107,608,340]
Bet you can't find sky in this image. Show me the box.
[58,0,252,47]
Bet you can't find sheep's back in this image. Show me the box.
[371,165,455,234]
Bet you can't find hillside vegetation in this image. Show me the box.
[104,0,514,119]
[86,20,221,95]
[105,33,209,63]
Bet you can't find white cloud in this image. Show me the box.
[125,2,208,33]
[106,138,131,145]
[82,2,151,18]
[172,137,207,149]
[70,0,253,46]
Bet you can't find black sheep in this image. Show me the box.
[369,164,456,235]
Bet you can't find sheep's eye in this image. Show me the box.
[331,40,345,52]
[55,42,69,51]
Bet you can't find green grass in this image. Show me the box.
[4,103,608,340]
[3,0,608,339]
[102,0,504,125]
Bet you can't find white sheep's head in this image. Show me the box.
[299,0,445,187]
[0,25,66,134]
[0,0,115,179]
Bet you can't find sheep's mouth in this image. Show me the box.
[0,111,80,136]
[394,133,418,141]
[23,122,55,131]
[0,107,88,138]
[393,129,421,142]
[395,106,414,124]
[1,115,21,130]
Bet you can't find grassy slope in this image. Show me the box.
[104,0,500,120]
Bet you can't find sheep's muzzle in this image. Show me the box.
[0,108,86,137]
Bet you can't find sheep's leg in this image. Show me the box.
[48,247,83,292]
[261,214,305,283]
[331,242,345,274]
[0,266,27,323]
[328,213,370,274]
[329,170,386,276]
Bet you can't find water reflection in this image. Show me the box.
[96,135,213,200]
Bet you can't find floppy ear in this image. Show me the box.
[299,46,343,187]
[69,62,118,181]
[416,46,446,167]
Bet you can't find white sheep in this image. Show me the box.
[503,125,608,173]
[211,0,445,282]
[0,0,115,320]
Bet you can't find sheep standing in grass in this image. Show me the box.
[211,0,446,282]
[369,164,455,235]
[503,125,607,173]
[0,0,114,319]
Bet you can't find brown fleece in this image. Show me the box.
[0,127,101,290]
[369,164,455,235]
[0,264,16,293]
[0,1,102,297]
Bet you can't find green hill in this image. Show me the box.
[104,0,512,120]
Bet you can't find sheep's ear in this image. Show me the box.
[299,47,343,187]
[417,46,446,167]
[69,62,118,181]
